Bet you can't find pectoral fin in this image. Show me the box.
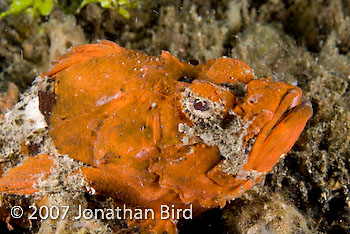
[0,154,55,195]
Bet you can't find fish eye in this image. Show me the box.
[186,96,214,120]
[180,88,225,124]
[193,99,210,112]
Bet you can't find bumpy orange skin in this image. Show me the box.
[0,41,312,233]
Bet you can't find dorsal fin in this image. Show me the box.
[41,40,125,79]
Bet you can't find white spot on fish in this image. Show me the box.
[96,92,121,106]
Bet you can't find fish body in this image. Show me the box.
[0,41,312,233]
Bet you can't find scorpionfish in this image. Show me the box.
[0,40,312,233]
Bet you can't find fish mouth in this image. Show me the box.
[266,100,313,140]
[274,107,295,129]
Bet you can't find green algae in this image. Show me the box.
[0,0,137,20]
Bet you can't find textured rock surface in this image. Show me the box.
[0,0,349,233]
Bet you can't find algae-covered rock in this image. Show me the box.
[223,194,311,234]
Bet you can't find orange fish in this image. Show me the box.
[0,40,312,233]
